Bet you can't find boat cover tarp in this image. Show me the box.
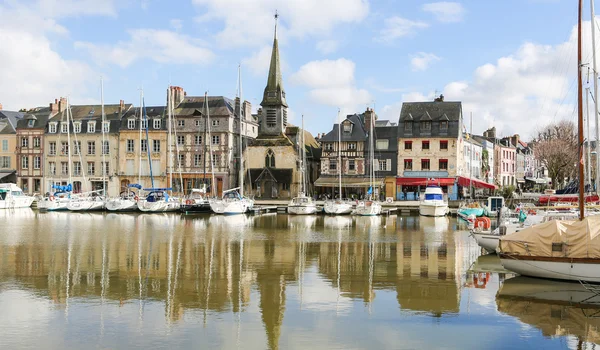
[499,216,600,258]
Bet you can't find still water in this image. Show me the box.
[0,210,598,349]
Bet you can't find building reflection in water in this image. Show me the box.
[0,210,467,349]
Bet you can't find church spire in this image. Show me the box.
[261,10,287,108]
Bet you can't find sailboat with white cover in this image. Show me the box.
[498,0,600,283]
[324,110,353,215]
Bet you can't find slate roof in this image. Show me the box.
[46,103,132,135]
[0,110,24,134]
[174,96,235,118]
[120,106,167,131]
[398,101,463,138]
[16,107,53,130]
[319,114,368,142]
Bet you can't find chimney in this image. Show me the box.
[243,100,252,122]
[511,134,520,147]
[58,97,67,112]
[364,107,376,129]
[170,86,185,106]
[119,99,125,113]
[50,98,59,112]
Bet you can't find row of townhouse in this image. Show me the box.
[1,19,323,199]
[315,95,547,201]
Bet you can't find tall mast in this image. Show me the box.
[167,87,173,190]
[207,92,216,196]
[370,110,374,199]
[203,93,207,192]
[138,89,142,186]
[470,111,473,199]
[578,0,585,220]
[101,77,106,196]
[66,97,73,186]
[143,98,154,188]
[238,64,244,197]
[337,109,342,199]
[591,0,600,193]
[301,115,306,195]
[587,84,592,189]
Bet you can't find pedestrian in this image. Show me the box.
[403,187,407,200]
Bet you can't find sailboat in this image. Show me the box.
[137,93,180,212]
[287,115,318,215]
[324,110,353,215]
[498,0,600,283]
[38,98,74,211]
[353,110,382,216]
[69,79,109,211]
[209,65,253,215]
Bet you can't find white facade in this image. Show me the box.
[462,137,482,180]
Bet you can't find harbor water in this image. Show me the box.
[0,209,597,349]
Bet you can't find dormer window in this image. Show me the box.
[141,119,148,130]
[421,121,431,131]
[440,121,448,130]
[61,122,69,133]
[343,122,352,133]
[87,122,96,133]
[404,122,412,132]
[153,119,161,129]
[49,123,57,133]
[128,119,135,129]
[73,122,81,134]
[27,119,35,128]
[102,121,110,133]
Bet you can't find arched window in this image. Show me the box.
[265,149,275,168]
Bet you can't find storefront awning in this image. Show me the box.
[457,176,497,190]
[315,177,383,188]
[0,171,15,180]
[525,177,547,184]
[396,177,455,186]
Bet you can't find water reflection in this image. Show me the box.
[497,276,600,347]
[0,210,591,349]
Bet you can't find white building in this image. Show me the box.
[462,135,482,180]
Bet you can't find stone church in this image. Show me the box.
[243,16,320,199]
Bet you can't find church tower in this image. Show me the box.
[260,12,288,136]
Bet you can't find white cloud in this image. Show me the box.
[290,58,372,109]
[35,0,117,18]
[422,2,465,23]
[192,0,369,47]
[411,52,441,71]
[316,40,339,55]
[75,29,215,68]
[242,46,274,77]
[393,22,599,139]
[170,18,183,31]
[377,16,429,43]
[0,3,101,111]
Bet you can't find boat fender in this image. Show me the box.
[49,196,55,201]
[528,209,536,215]
[134,196,139,201]
[386,197,393,203]
[186,199,193,205]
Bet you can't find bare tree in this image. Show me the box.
[532,120,579,189]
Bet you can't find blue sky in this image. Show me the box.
[0,0,589,139]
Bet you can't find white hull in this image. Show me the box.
[288,204,318,215]
[68,198,106,211]
[106,198,138,212]
[38,198,70,211]
[137,200,180,212]
[473,233,499,253]
[210,199,249,215]
[323,201,353,215]
[500,258,600,283]
[0,197,34,209]
[419,202,449,217]
[353,201,382,216]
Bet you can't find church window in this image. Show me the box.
[265,149,275,168]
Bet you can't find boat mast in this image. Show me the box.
[301,114,306,196]
[138,88,143,186]
[591,0,600,193]
[207,92,216,196]
[167,87,173,190]
[578,0,585,220]
[143,98,154,188]
[470,111,473,199]
[586,82,592,189]
[370,109,374,199]
[238,65,244,197]
[66,97,73,187]
[337,109,342,199]
[101,77,106,196]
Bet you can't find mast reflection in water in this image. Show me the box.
[0,210,596,349]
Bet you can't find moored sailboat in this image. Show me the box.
[324,109,353,215]
[353,108,381,216]
[288,115,318,215]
